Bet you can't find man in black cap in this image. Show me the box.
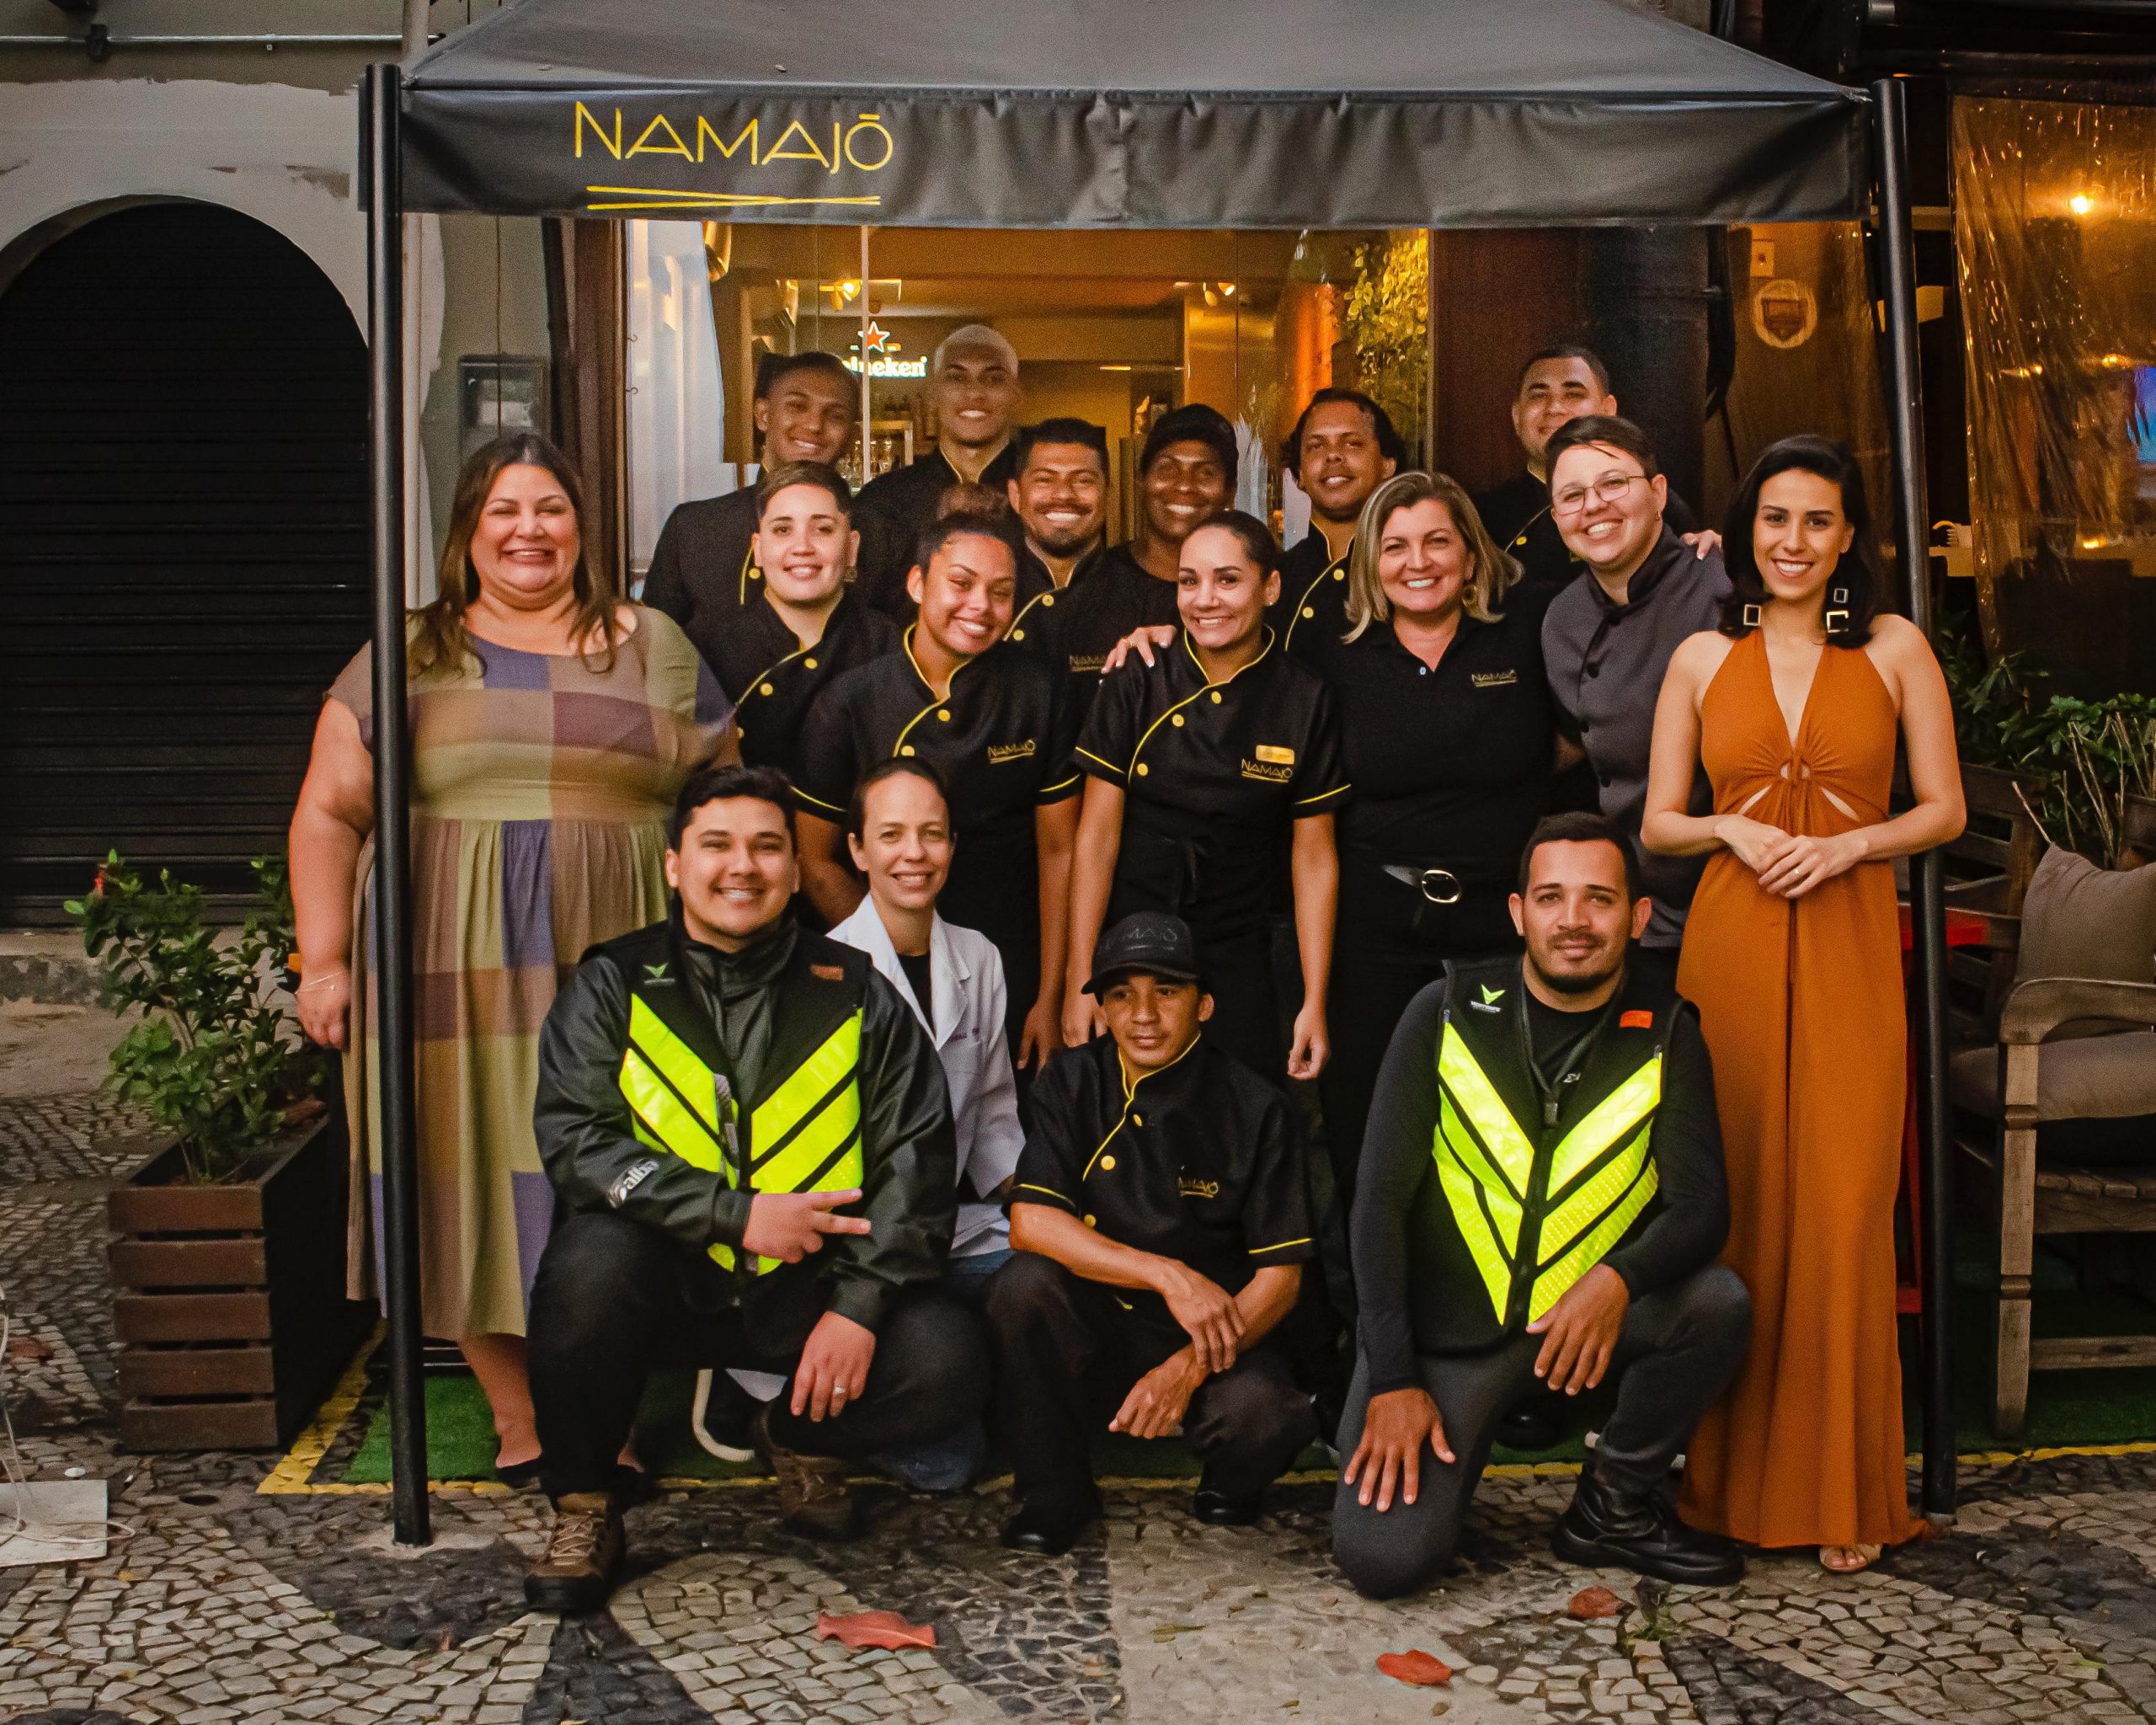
[1049,403,1236,726]
[642,350,860,653]
[988,911,1318,1556]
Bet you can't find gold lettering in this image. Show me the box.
[844,113,894,172]
[761,117,832,169]
[574,102,622,161]
[627,113,693,160]
[830,121,842,175]
[696,115,758,163]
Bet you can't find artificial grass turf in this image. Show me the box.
[334,1237,2156,1487]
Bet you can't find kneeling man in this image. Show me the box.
[523,764,985,1613]
[990,913,1318,1555]
[1333,812,1749,1598]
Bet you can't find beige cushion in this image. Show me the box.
[1951,1036,2156,1123]
[2016,846,2156,1037]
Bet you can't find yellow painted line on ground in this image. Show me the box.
[256,1324,380,1495]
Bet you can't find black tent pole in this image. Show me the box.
[1871,74,1956,1525]
[363,61,431,1550]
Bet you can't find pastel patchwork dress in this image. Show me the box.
[330,607,733,1338]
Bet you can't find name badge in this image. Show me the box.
[1253,744,1296,765]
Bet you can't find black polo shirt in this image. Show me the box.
[1012,1033,1314,1316]
[795,633,1081,973]
[1076,633,1349,942]
[1048,543,1182,728]
[1267,531,1353,661]
[1473,469,1700,619]
[640,489,763,658]
[1006,541,1106,674]
[1303,606,1553,874]
[853,444,1022,622]
[708,591,898,781]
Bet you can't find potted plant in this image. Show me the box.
[69,853,375,1451]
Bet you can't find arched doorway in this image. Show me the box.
[0,201,370,920]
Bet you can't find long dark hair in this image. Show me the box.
[410,433,617,679]
[1718,435,1883,644]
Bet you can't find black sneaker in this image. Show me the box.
[524,1492,624,1614]
[1192,1466,1264,1526]
[1550,1469,1742,1586]
[1001,1496,1098,1556]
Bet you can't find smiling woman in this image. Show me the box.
[286,432,739,1487]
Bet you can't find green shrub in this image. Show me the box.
[66,852,324,1183]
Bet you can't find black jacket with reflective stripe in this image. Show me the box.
[534,910,958,1332]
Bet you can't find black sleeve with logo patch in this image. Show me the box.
[1599,1005,1727,1299]
[1348,978,1449,1395]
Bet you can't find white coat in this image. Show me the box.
[830,900,1024,1256]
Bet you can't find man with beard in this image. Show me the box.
[1270,388,1401,658]
[854,325,1023,620]
[1331,813,1749,1599]
[1004,418,1111,670]
[643,350,859,654]
[1472,346,1701,616]
[1050,403,1236,727]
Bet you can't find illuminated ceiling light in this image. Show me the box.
[1099,364,1133,372]
[1219,281,1236,297]
[2069,193,2095,216]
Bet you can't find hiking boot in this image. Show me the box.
[524,1492,623,1614]
[1550,1469,1742,1586]
[755,1405,861,1541]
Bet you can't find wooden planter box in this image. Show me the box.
[107,1115,376,1451]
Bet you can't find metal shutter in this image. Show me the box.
[0,202,369,922]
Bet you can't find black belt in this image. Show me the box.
[1381,864,1465,905]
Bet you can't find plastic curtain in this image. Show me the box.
[1953,99,2156,663]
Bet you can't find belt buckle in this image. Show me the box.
[1417,868,1462,905]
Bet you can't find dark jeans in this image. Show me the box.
[1331,1263,1750,1599]
[528,1210,989,1499]
[986,1252,1316,1514]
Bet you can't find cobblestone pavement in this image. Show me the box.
[3,1087,2154,1725]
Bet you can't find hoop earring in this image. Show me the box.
[1742,603,1763,628]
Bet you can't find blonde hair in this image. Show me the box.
[1342,470,1517,642]
[409,434,618,680]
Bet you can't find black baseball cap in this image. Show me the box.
[1082,912,1204,996]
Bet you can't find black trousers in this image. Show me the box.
[528,1210,989,1499]
[986,1252,1316,1514]
[1331,1263,1751,1599]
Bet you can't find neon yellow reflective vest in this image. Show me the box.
[612,947,866,1276]
[1431,963,1668,1331]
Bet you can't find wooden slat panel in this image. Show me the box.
[118,1344,275,1399]
[109,1237,267,1290]
[113,1290,270,1343]
[119,1398,280,1453]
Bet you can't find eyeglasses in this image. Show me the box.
[1551,472,1646,519]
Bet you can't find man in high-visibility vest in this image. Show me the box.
[1331,811,1751,1599]
[520,763,981,1615]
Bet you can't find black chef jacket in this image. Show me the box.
[1048,543,1182,729]
[1012,1033,1314,1322]
[709,590,898,781]
[1006,541,1107,675]
[1076,632,1349,943]
[852,444,1022,623]
[1303,608,1553,948]
[640,489,764,655]
[1473,470,1700,619]
[795,632,1081,991]
[1267,531,1353,662]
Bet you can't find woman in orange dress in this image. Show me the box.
[1641,436,1963,1571]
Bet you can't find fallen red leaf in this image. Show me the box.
[1377,1650,1453,1687]
[815,1610,937,1650]
[6,1337,52,1363]
[1566,1585,1625,1621]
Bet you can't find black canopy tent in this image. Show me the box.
[360,0,1949,1547]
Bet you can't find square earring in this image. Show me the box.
[1831,587,1849,604]
[1742,603,1763,628]
[1826,610,1850,633]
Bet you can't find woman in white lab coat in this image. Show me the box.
[831,756,1025,1488]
